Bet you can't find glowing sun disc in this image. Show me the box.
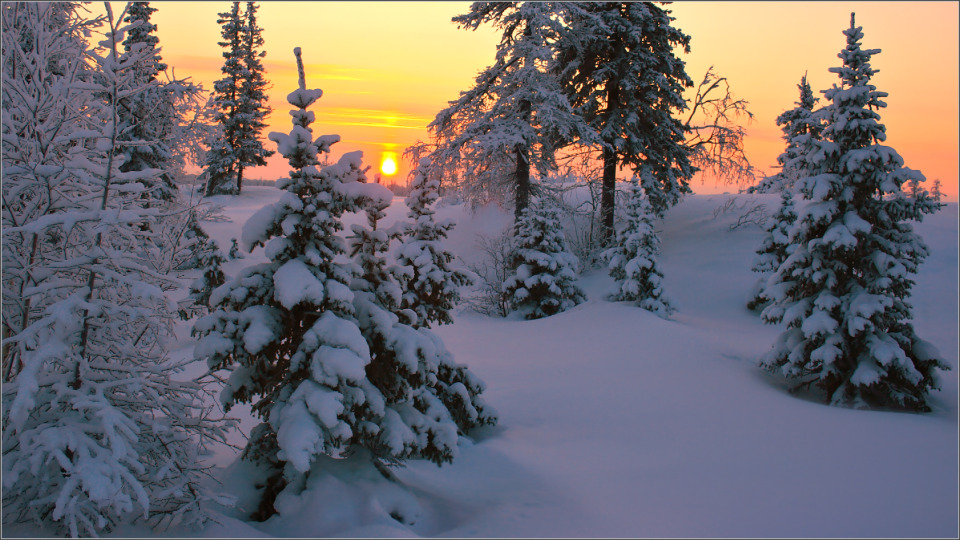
[380,153,398,176]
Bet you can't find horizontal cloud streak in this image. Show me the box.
[316,108,433,130]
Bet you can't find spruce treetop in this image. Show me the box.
[123,2,165,81]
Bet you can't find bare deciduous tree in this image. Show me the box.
[683,66,757,191]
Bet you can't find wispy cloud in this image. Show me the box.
[263,60,373,82]
[316,108,433,130]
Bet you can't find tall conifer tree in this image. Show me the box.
[204,1,272,196]
[557,2,695,232]
[392,157,473,328]
[233,1,273,193]
[747,189,797,311]
[760,14,948,411]
[428,2,595,220]
[118,2,205,201]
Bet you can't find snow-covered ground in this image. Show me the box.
[22,186,959,538]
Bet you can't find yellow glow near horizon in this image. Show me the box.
[89,1,958,200]
[380,152,399,176]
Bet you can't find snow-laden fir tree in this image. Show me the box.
[427,2,596,218]
[603,177,674,318]
[749,73,821,194]
[119,2,211,192]
[2,6,233,536]
[172,211,221,271]
[116,1,177,201]
[348,185,407,321]
[172,208,227,319]
[193,48,495,521]
[557,1,695,230]
[760,14,948,412]
[504,198,586,319]
[746,189,797,311]
[202,3,242,195]
[112,2,218,284]
[203,1,273,196]
[392,157,474,328]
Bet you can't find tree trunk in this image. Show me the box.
[601,144,617,245]
[514,144,531,226]
[237,164,244,194]
[600,80,620,246]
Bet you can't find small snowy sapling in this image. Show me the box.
[604,178,674,318]
[392,157,474,328]
[747,189,797,311]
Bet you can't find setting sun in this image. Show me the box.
[380,152,398,176]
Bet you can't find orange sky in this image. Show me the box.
[93,1,959,200]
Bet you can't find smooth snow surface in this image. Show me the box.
[20,187,957,538]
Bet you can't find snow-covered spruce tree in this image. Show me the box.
[203,1,273,196]
[746,188,797,311]
[557,1,696,231]
[428,2,596,219]
[111,2,217,284]
[603,177,674,318]
[749,73,821,194]
[504,198,586,319]
[193,48,494,521]
[189,240,226,305]
[172,211,221,271]
[392,157,473,328]
[760,14,948,412]
[2,6,232,536]
[118,2,211,197]
[202,3,242,196]
[347,187,407,321]
[228,237,243,259]
[116,1,175,201]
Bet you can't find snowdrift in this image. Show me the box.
[18,187,956,538]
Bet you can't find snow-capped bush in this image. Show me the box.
[504,199,586,319]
